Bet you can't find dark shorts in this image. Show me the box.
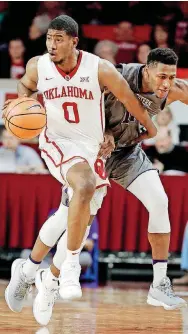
[106,144,156,189]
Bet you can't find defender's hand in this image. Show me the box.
[98,130,115,158]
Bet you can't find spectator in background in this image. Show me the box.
[25,14,50,60]
[136,43,151,64]
[156,2,184,30]
[144,107,180,146]
[71,1,105,25]
[173,223,188,286]
[37,1,69,20]
[94,40,118,65]
[0,127,45,173]
[155,107,180,145]
[150,23,173,49]
[145,128,188,175]
[174,2,188,68]
[0,38,26,79]
[114,21,137,63]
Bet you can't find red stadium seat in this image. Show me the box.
[82,24,152,43]
[177,68,188,79]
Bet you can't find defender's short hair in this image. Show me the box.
[48,15,78,37]
[147,48,178,66]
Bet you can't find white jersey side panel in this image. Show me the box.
[37,51,104,146]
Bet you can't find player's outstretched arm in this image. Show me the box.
[167,79,188,105]
[98,59,157,139]
[18,56,40,98]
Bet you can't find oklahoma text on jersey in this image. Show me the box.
[44,86,94,100]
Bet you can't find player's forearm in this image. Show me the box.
[17,81,37,99]
[123,96,156,137]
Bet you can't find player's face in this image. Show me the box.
[46,29,78,64]
[147,63,176,99]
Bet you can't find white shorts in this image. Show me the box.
[39,129,109,189]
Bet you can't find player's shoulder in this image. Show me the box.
[27,54,49,67]
[82,50,98,59]
[98,58,117,74]
[27,56,41,66]
[81,50,100,66]
[25,56,42,74]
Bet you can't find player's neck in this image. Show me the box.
[56,49,80,74]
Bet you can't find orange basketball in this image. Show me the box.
[4,97,47,139]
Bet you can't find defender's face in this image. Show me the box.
[147,63,176,99]
[46,29,78,64]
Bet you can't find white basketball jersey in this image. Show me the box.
[37,51,105,146]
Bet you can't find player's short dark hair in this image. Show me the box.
[48,15,78,37]
[147,48,178,66]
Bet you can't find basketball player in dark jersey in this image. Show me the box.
[102,47,188,309]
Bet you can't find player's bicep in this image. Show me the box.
[20,74,37,92]
[99,59,134,104]
[20,56,39,92]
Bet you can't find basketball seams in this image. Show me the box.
[4,116,45,130]
[6,99,38,120]
[5,98,46,139]
[7,120,23,139]
[9,113,46,118]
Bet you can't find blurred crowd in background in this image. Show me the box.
[0,1,188,177]
[0,1,187,79]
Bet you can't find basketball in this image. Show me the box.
[4,97,47,139]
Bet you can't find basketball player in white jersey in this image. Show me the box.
[4,14,157,320]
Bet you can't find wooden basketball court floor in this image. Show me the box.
[0,280,188,334]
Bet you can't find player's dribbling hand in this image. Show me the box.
[2,94,27,119]
[2,99,13,119]
[98,130,115,158]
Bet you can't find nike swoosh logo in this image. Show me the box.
[45,77,54,80]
